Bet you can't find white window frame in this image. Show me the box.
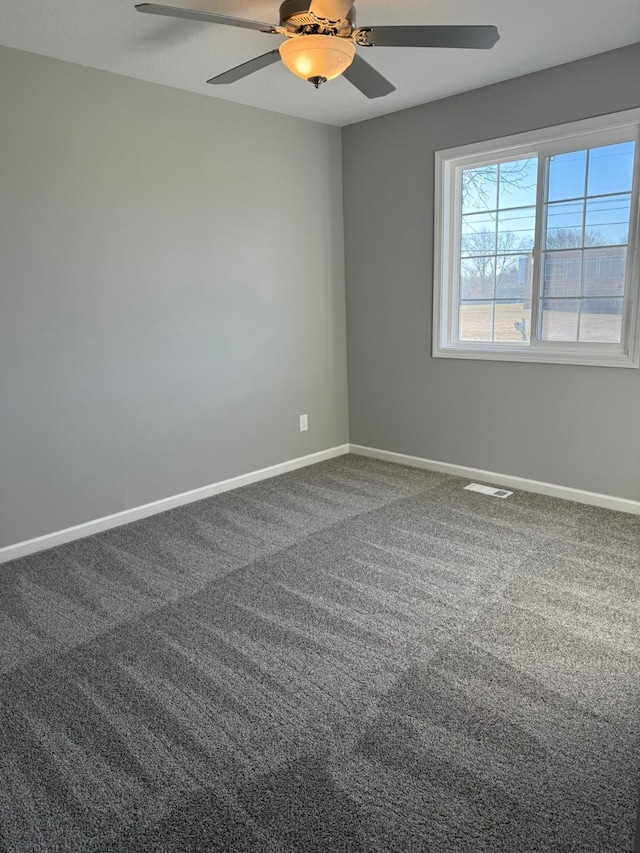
[433,109,640,368]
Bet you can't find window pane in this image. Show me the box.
[543,250,582,297]
[545,201,584,248]
[584,194,631,246]
[582,247,627,297]
[498,158,537,208]
[440,116,638,364]
[461,164,498,214]
[460,257,495,299]
[461,211,496,256]
[459,301,493,340]
[548,150,586,201]
[540,298,579,341]
[587,141,635,196]
[497,207,536,253]
[579,298,624,343]
[494,302,531,342]
[495,254,533,299]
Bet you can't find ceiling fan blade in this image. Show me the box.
[342,54,395,99]
[359,25,500,49]
[207,50,281,84]
[309,0,353,21]
[135,4,276,33]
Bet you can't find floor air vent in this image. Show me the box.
[464,483,513,498]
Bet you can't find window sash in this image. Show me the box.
[434,110,640,368]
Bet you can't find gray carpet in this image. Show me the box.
[0,454,638,852]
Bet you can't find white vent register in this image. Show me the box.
[464,483,513,499]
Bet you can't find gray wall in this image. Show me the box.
[343,43,640,501]
[0,46,348,548]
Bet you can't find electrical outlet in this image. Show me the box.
[299,414,308,432]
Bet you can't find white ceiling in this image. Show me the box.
[0,0,638,126]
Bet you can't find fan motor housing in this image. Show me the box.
[279,0,355,34]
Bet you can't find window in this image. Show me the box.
[433,110,640,367]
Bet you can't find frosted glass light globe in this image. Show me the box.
[279,35,356,83]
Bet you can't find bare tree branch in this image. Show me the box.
[461,160,536,211]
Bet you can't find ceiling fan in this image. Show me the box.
[135,0,500,99]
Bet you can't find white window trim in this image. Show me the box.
[433,109,640,368]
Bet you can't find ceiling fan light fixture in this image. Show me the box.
[279,34,356,84]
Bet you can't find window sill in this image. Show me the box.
[432,342,639,368]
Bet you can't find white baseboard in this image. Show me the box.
[3,441,636,565]
[349,444,640,516]
[0,444,350,565]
